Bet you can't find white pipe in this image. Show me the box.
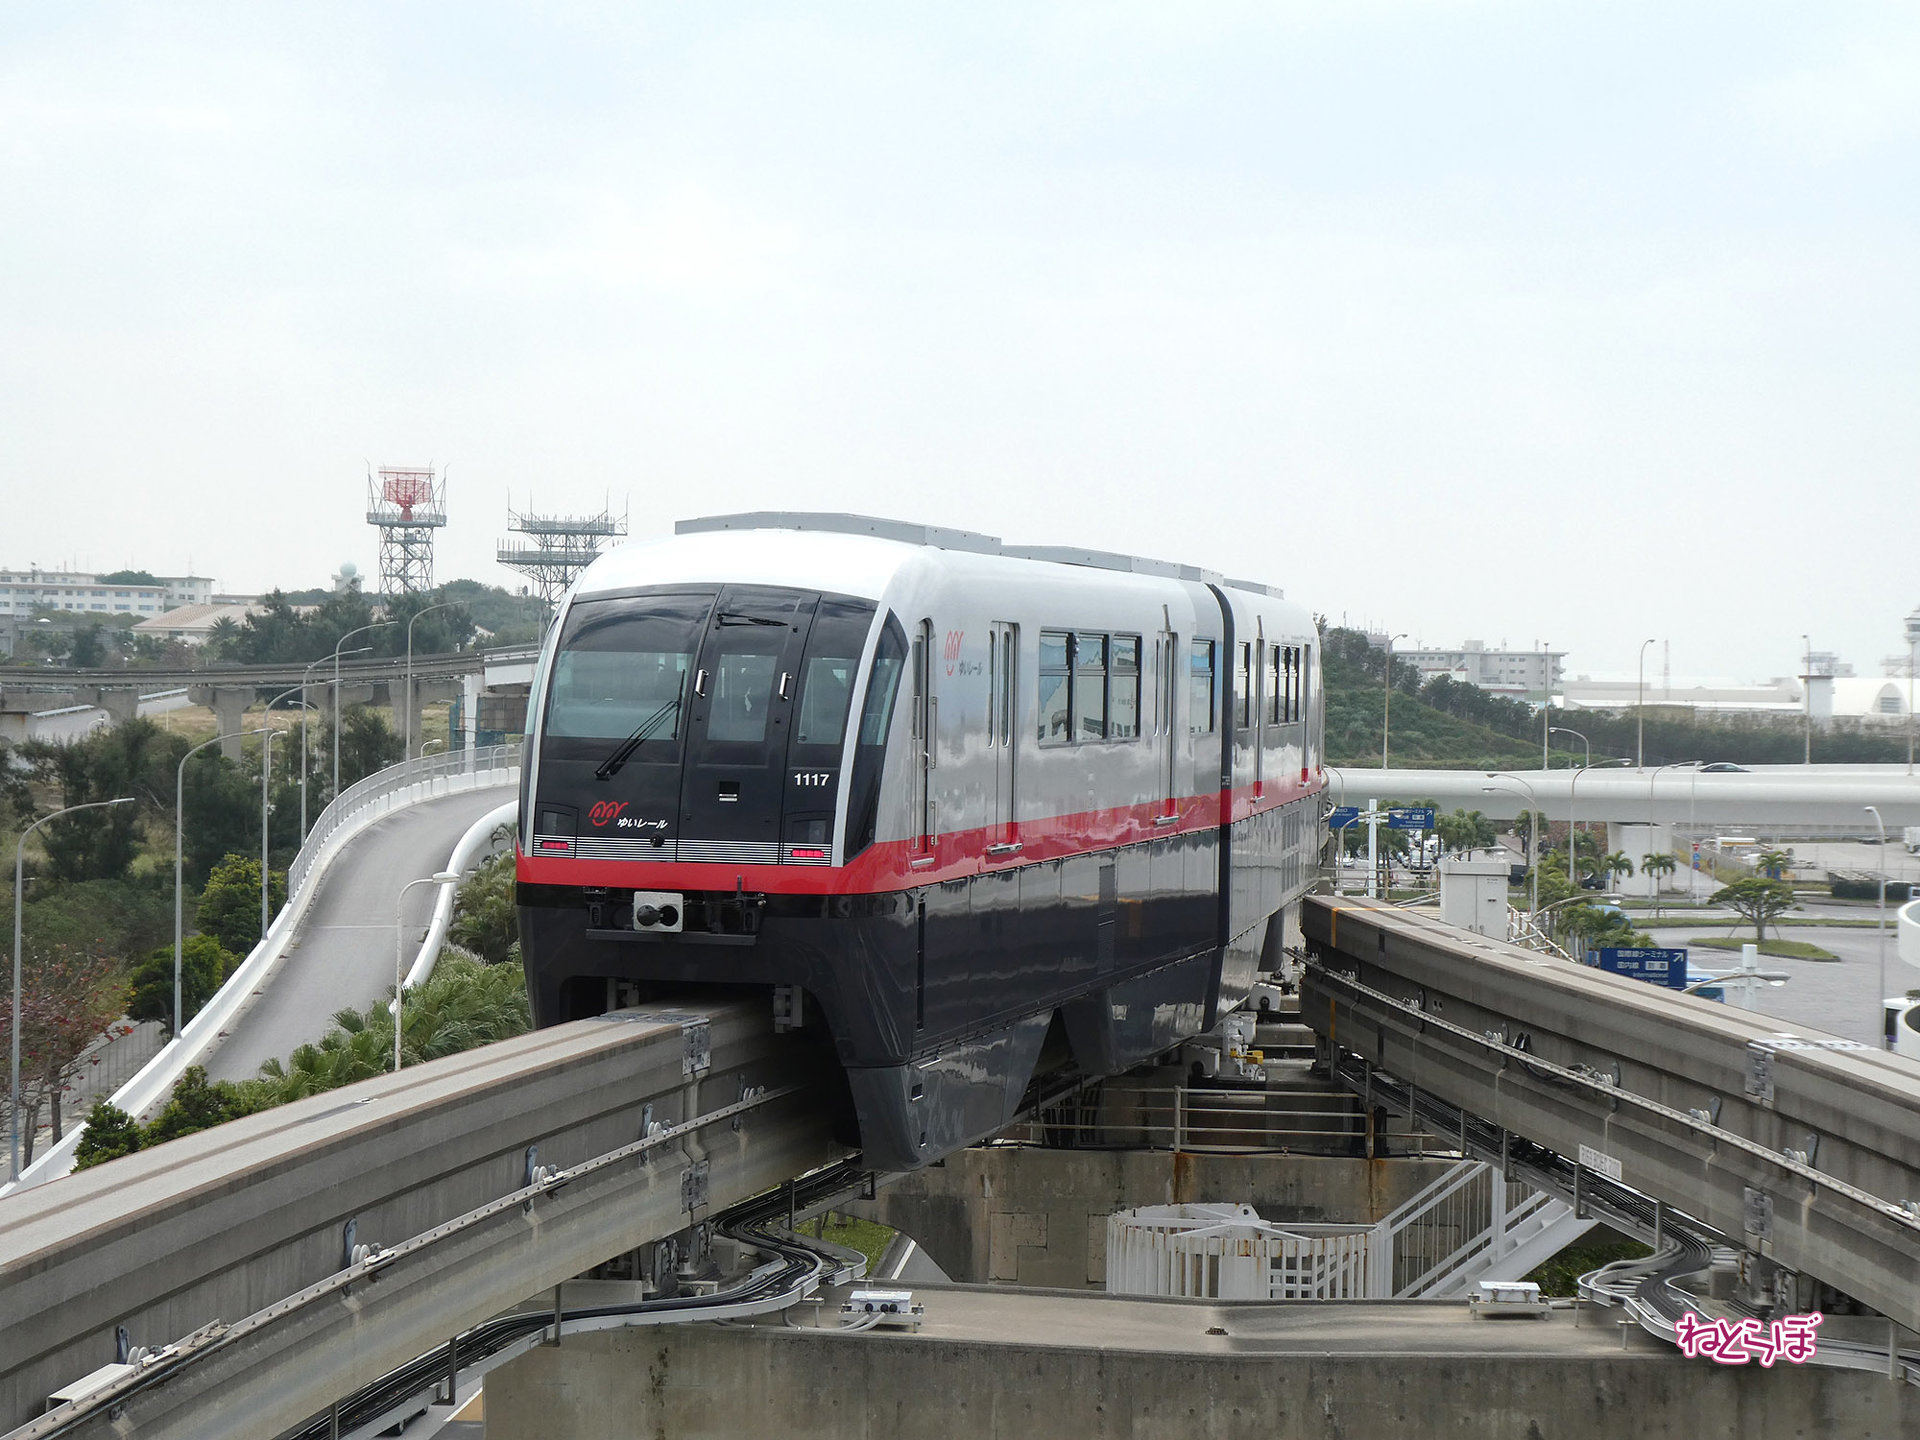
[405,801,517,989]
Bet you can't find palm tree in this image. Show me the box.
[1603,852,1635,890]
[1641,852,1679,916]
[1754,849,1791,881]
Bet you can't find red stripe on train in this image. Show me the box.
[516,772,1326,896]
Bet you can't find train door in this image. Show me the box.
[988,621,1018,847]
[910,618,936,857]
[1154,627,1179,818]
[679,587,818,860]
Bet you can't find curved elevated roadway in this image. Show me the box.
[201,788,514,1084]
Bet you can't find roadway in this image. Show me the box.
[202,788,512,1084]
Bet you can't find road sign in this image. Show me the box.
[1591,947,1688,990]
[1327,806,1361,829]
[1386,807,1436,831]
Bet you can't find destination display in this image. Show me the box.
[1591,947,1688,990]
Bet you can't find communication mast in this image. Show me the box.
[496,499,629,617]
[366,466,448,597]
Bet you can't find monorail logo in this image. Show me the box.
[588,801,629,827]
[944,629,964,676]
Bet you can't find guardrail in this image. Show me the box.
[2,746,520,1195]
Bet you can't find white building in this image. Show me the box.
[1392,640,1564,700]
[0,568,213,619]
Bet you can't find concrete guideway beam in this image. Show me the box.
[1299,897,1920,1334]
[0,1003,842,1437]
[1327,764,1920,830]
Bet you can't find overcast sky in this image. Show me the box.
[4,4,1916,683]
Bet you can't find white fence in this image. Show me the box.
[1106,1204,1379,1301]
[3,745,520,1193]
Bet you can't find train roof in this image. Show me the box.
[572,512,1289,605]
[674,513,1282,597]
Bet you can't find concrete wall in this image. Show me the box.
[485,1321,1908,1440]
[845,1147,1455,1288]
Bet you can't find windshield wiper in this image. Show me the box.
[716,612,784,627]
[594,694,682,780]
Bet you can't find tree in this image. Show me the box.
[72,1101,144,1170]
[1602,852,1635,888]
[1641,852,1678,892]
[67,624,106,668]
[195,853,286,956]
[447,844,519,964]
[143,1065,269,1145]
[1754,849,1791,880]
[1711,877,1797,942]
[127,935,236,1035]
[1436,808,1498,856]
[323,704,404,794]
[0,942,127,1161]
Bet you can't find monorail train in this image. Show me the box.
[516,513,1326,1171]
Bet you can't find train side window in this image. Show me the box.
[1300,645,1312,726]
[1038,630,1072,746]
[1189,640,1215,734]
[1110,635,1141,739]
[1266,643,1282,725]
[1073,632,1107,741]
[1235,642,1252,731]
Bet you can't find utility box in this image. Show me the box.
[1440,858,1510,939]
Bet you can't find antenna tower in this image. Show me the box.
[497,499,629,616]
[367,466,448,597]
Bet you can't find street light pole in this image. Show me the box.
[1566,755,1632,887]
[1549,725,1591,772]
[1647,761,1701,902]
[404,600,462,761]
[1382,632,1408,770]
[1484,773,1542,920]
[301,649,368,839]
[394,871,461,1071]
[176,728,266,1042]
[331,623,397,807]
[1802,633,1813,767]
[1636,638,1656,769]
[14,797,135,1181]
[1867,804,1888,1047]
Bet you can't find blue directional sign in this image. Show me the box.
[1327,806,1361,829]
[1591,947,1688,990]
[1386,807,1436,831]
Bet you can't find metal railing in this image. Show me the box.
[289,743,519,901]
[1001,1080,1449,1157]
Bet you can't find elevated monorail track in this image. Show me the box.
[0,1003,844,1439]
[1300,896,1920,1334]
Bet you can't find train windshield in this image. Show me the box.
[542,591,714,742]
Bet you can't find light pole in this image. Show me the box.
[1484,773,1542,920]
[1636,638,1656,768]
[404,600,463,760]
[1549,725,1590,771]
[1904,609,1920,778]
[301,649,367,838]
[420,738,445,756]
[1382,633,1408,770]
[1567,756,1633,887]
[253,684,314,941]
[394,871,461,1071]
[14,797,135,1181]
[1802,633,1812,767]
[1867,804,1888,1046]
[176,727,267,1042]
[1646,760,1700,902]
[331,623,397,807]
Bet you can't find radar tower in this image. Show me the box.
[497,499,629,618]
[366,466,447,598]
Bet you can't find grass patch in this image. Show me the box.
[1527,1230,1652,1298]
[804,1212,896,1274]
[1643,915,1884,930]
[1687,936,1839,961]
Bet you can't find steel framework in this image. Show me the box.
[366,468,447,598]
[496,501,628,616]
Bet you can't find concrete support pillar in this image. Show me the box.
[1604,823,1672,899]
[209,688,251,761]
[86,687,140,726]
